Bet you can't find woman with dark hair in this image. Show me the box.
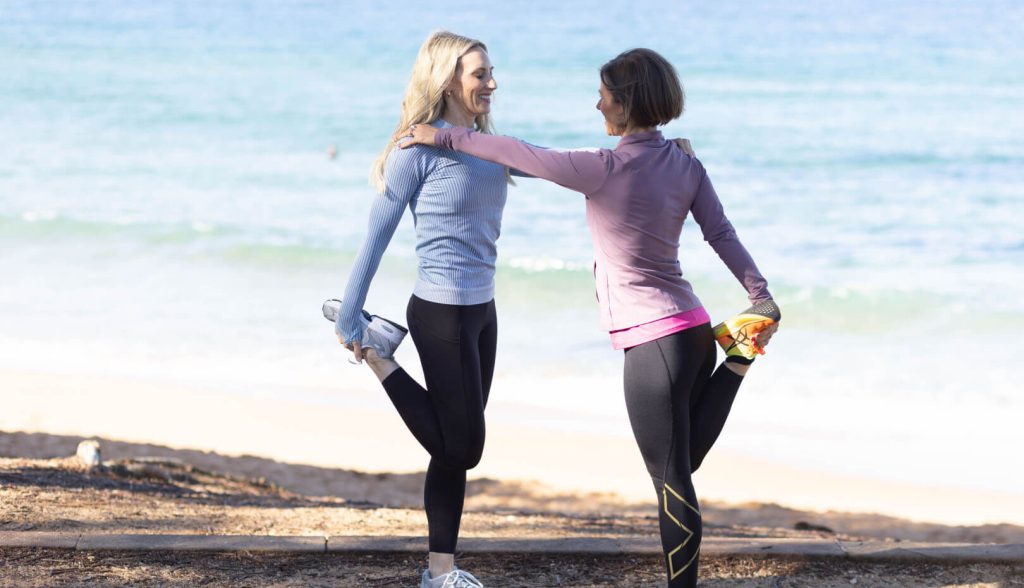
[402,48,780,587]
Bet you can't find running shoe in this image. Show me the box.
[713,300,781,360]
[420,568,485,588]
[322,299,408,359]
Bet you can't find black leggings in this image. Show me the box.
[623,323,744,588]
[380,295,497,554]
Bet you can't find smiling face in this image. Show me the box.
[445,48,496,124]
[596,82,627,136]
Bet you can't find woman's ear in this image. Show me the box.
[615,103,628,126]
[445,76,461,98]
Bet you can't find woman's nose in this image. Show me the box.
[488,77,497,90]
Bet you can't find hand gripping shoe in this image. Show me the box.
[713,299,781,361]
[322,299,408,359]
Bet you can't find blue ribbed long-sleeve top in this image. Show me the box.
[336,120,509,343]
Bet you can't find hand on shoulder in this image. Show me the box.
[671,137,695,156]
[398,123,438,149]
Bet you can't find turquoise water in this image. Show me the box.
[2,2,1023,498]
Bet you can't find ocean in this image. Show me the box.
[2,1,1022,500]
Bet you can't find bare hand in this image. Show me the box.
[351,340,363,363]
[398,124,438,149]
[336,333,364,364]
[672,138,695,156]
[753,323,779,353]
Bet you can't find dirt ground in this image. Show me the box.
[3,431,1022,544]
[0,456,683,540]
[2,431,1023,587]
[1,548,1022,587]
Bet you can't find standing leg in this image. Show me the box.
[624,330,707,588]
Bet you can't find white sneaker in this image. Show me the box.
[322,299,407,359]
[420,568,485,588]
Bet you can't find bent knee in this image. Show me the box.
[441,439,485,471]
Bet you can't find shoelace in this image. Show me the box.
[441,570,484,588]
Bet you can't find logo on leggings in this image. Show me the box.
[663,482,701,579]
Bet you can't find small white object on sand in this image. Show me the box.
[76,440,102,469]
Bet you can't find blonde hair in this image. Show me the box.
[371,30,505,192]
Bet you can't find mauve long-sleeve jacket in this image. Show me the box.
[434,127,772,331]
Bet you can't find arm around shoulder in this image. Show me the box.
[435,127,611,194]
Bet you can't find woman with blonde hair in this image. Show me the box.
[329,30,509,587]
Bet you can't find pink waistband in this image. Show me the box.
[609,307,711,350]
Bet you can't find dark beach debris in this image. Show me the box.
[0,457,365,509]
[795,521,836,534]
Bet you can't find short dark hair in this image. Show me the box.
[599,48,684,129]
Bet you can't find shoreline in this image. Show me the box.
[3,367,1023,528]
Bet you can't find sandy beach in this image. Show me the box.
[4,369,1024,586]
[4,367,1023,532]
